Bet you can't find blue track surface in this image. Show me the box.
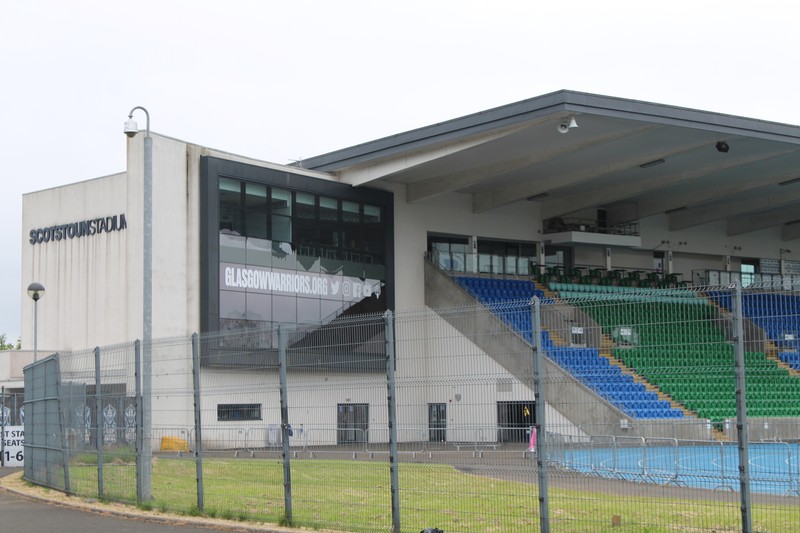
[555,442,800,495]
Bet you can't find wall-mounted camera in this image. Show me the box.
[557,116,579,134]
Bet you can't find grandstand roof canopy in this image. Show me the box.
[301,90,800,240]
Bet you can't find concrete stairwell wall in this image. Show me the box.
[423,262,713,440]
[423,261,634,436]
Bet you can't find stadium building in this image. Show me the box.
[12,90,800,444]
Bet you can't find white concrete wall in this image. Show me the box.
[194,369,388,449]
[639,216,792,266]
[19,133,201,351]
[393,309,578,443]
[21,172,132,351]
[183,307,583,449]
[390,185,541,312]
[0,350,33,388]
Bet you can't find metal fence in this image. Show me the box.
[22,282,800,532]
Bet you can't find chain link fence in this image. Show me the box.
[22,282,800,532]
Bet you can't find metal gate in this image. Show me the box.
[23,354,70,492]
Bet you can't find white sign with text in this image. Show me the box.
[2,426,24,466]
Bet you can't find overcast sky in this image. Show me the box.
[1,0,798,343]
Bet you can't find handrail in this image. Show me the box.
[714,440,735,491]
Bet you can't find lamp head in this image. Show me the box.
[27,282,45,302]
[124,118,139,138]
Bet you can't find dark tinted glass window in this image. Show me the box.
[217,403,261,421]
[219,178,243,234]
[244,182,268,239]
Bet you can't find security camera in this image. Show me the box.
[557,122,570,134]
[123,118,139,138]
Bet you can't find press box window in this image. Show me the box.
[219,178,243,234]
[217,403,262,421]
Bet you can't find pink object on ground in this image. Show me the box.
[528,426,537,452]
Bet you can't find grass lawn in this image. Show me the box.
[66,456,800,532]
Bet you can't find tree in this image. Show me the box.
[0,333,20,350]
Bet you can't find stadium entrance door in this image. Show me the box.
[428,402,446,442]
[337,403,368,445]
[497,400,535,443]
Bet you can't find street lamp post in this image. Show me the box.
[124,107,152,355]
[124,107,153,501]
[27,282,45,362]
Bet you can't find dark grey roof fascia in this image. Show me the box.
[299,90,572,172]
[559,92,800,143]
[300,90,800,172]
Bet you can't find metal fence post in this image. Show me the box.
[385,310,401,533]
[531,297,550,533]
[191,333,204,511]
[278,324,293,525]
[142,334,153,502]
[135,339,144,504]
[94,346,104,499]
[732,283,752,533]
[55,355,71,494]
